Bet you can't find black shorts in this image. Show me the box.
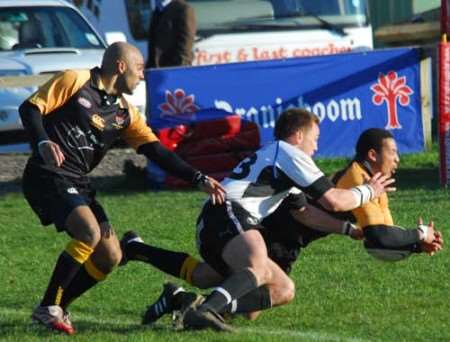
[261,198,329,274]
[22,162,108,232]
[196,200,261,277]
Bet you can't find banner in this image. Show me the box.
[147,48,422,157]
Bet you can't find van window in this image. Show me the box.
[0,6,103,51]
[191,0,368,35]
[124,0,368,42]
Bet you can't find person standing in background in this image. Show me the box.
[147,0,197,68]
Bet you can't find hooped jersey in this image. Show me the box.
[221,140,333,224]
[27,68,158,177]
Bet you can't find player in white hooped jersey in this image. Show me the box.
[221,139,327,227]
[184,109,396,331]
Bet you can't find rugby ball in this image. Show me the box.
[364,240,412,262]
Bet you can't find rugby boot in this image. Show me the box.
[142,282,185,324]
[181,306,234,332]
[31,305,76,335]
[119,230,144,266]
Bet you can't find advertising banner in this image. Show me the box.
[147,48,422,157]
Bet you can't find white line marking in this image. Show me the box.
[0,307,369,341]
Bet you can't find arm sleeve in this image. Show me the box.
[18,101,49,148]
[137,141,199,183]
[363,225,421,252]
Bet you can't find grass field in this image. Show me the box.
[1,149,449,341]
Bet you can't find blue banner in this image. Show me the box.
[147,48,423,157]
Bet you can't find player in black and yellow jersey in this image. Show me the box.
[19,42,225,335]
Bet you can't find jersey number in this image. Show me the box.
[230,154,257,180]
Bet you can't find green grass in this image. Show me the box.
[1,149,449,341]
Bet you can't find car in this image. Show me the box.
[0,0,146,151]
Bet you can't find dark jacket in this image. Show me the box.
[146,0,197,68]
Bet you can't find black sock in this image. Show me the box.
[223,285,272,314]
[126,241,192,278]
[41,251,83,307]
[60,265,98,310]
[201,269,258,313]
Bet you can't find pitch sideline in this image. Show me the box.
[0,307,368,341]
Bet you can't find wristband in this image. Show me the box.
[350,184,374,206]
[417,224,429,241]
[341,221,356,236]
[37,140,51,147]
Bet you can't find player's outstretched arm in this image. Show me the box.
[317,173,395,212]
[290,204,362,240]
[363,220,443,256]
[138,142,225,203]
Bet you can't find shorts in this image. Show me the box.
[261,198,329,274]
[22,162,108,232]
[196,200,260,277]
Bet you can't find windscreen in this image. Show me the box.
[0,6,104,51]
[189,0,368,33]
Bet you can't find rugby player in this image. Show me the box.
[19,42,225,335]
[121,109,396,330]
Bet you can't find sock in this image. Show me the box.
[223,286,272,314]
[60,258,107,310]
[41,239,93,307]
[126,242,199,283]
[201,269,258,313]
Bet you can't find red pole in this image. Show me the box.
[439,0,450,186]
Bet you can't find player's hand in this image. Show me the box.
[418,219,444,255]
[38,140,65,167]
[199,176,226,205]
[366,172,396,198]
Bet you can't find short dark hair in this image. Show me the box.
[355,128,394,162]
[274,108,319,140]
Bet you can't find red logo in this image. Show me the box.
[371,71,414,129]
[159,89,199,119]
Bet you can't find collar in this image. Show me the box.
[355,160,374,177]
[155,0,172,11]
[90,67,124,108]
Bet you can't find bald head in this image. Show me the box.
[99,42,145,95]
[101,42,143,75]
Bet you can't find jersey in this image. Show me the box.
[26,68,158,178]
[221,140,333,225]
[335,161,393,227]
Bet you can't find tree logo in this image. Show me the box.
[370,71,414,129]
[159,89,199,120]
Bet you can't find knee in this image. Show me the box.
[93,242,122,274]
[103,244,122,272]
[279,278,296,305]
[249,262,273,286]
[78,226,101,247]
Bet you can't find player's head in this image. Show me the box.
[355,128,399,176]
[275,108,320,156]
[101,42,144,95]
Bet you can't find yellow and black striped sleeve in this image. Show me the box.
[121,103,159,150]
[28,69,90,115]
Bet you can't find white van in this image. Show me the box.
[74,0,373,65]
